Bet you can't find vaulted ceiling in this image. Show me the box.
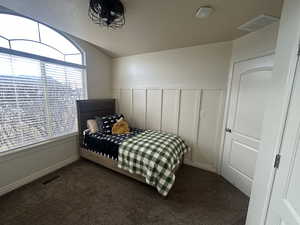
[0,0,283,57]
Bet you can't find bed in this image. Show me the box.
[77,99,188,196]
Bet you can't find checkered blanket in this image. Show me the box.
[118,130,189,196]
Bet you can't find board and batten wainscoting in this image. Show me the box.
[112,88,225,173]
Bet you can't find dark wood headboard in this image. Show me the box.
[76,99,115,146]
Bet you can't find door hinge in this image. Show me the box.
[274,154,281,169]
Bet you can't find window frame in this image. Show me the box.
[0,12,88,155]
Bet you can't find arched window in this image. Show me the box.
[0,14,83,65]
[0,13,87,153]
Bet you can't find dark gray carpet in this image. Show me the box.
[0,159,249,225]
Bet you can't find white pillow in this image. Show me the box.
[87,119,99,133]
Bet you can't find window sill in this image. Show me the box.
[0,132,78,159]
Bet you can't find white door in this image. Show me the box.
[266,58,300,225]
[222,55,274,196]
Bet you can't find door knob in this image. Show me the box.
[225,128,232,133]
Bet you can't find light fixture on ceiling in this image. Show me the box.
[88,0,125,29]
[195,6,214,19]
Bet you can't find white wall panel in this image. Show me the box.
[112,40,233,173]
[146,89,162,131]
[196,90,223,169]
[178,90,201,161]
[132,89,146,129]
[112,89,120,113]
[161,89,180,134]
[119,89,132,123]
[115,88,224,173]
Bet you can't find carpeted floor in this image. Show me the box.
[0,159,249,225]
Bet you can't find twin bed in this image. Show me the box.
[77,99,189,196]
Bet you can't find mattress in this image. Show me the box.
[82,128,144,160]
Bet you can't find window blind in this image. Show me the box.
[0,52,85,152]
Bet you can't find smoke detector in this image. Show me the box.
[195,6,214,19]
[238,14,279,32]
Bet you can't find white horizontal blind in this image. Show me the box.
[0,52,85,152]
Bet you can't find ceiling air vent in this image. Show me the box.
[238,15,279,32]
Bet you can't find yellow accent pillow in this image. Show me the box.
[112,118,130,134]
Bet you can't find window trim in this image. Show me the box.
[0,12,88,155]
[0,47,85,69]
[0,53,86,154]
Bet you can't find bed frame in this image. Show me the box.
[76,99,182,185]
[77,99,147,183]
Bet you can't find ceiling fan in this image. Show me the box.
[88,0,125,29]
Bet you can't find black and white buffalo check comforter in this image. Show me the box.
[118,130,189,196]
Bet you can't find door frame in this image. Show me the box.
[218,52,275,175]
[265,54,300,225]
[261,52,300,224]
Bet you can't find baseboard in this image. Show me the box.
[0,155,79,197]
[184,159,217,173]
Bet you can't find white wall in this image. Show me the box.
[70,36,112,99]
[113,42,232,90]
[0,136,78,196]
[112,42,232,172]
[0,8,113,196]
